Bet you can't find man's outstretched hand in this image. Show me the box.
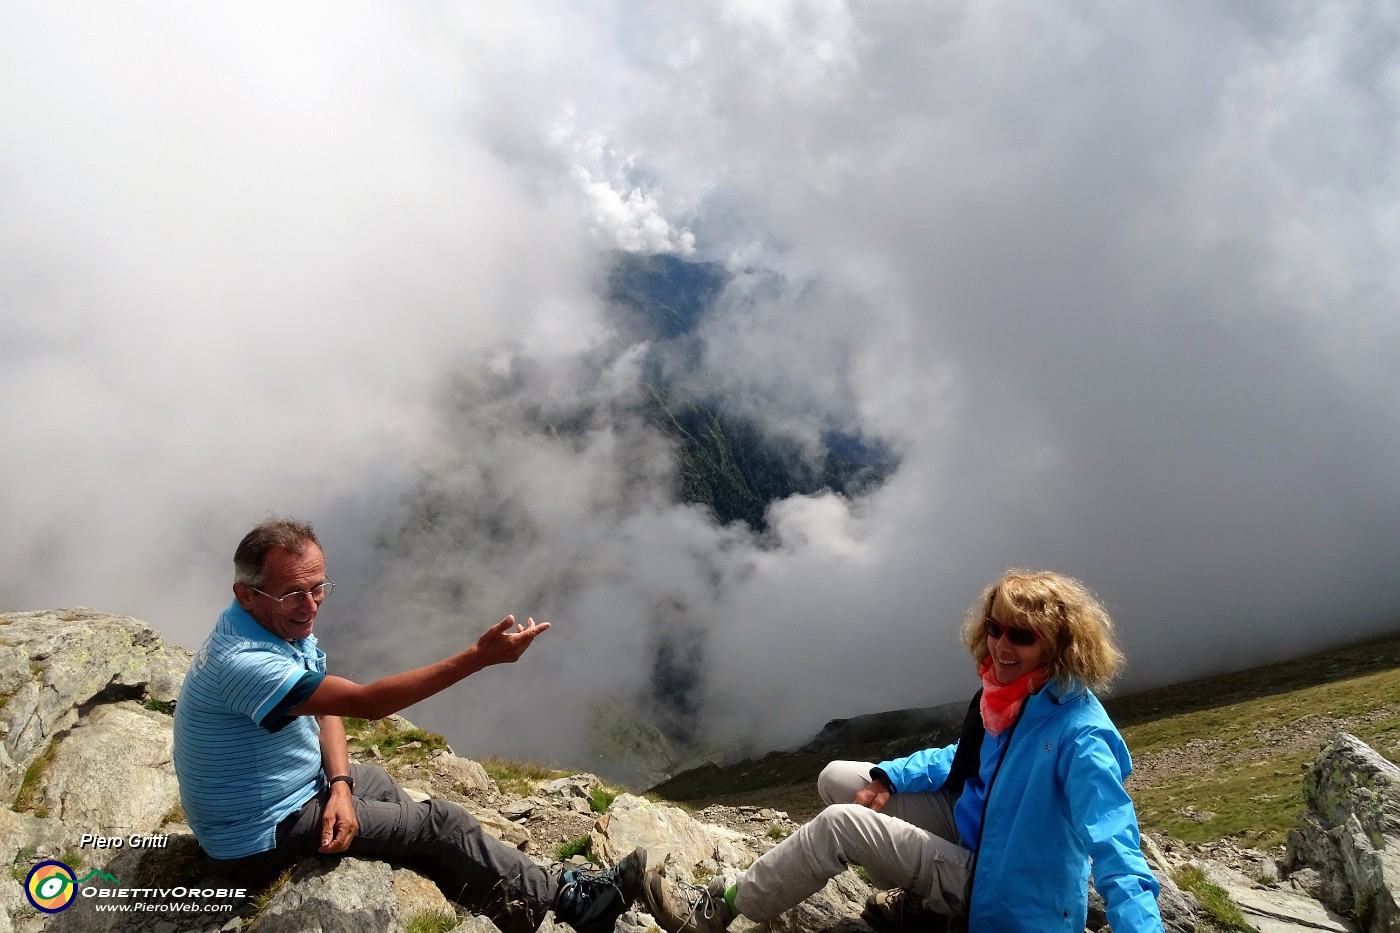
[473,615,551,667]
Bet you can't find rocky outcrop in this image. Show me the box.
[0,608,189,808]
[1284,733,1400,931]
[1152,843,1359,933]
[244,856,455,933]
[590,794,755,868]
[2,608,1397,933]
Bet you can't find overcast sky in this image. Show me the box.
[3,2,1398,773]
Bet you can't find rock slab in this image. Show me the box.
[1285,732,1400,932]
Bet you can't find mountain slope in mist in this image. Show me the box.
[359,251,898,785]
[609,252,897,532]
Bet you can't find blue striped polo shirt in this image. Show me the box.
[173,600,328,858]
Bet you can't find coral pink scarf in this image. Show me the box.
[978,658,1048,736]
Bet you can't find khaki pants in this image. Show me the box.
[734,760,974,922]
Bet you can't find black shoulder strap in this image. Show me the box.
[942,689,985,799]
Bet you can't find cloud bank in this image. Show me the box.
[3,1,1399,775]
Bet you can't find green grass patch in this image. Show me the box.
[481,757,572,798]
[405,909,460,933]
[1130,754,1312,849]
[556,835,592,862]
[1172,867,1257,932]
[589,786,619,814]
[766,826,791,841]
[344,718,451,764]
[143,698,175,715]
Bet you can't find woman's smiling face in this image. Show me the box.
[985,606,1051,685]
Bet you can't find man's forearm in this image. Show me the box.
[315,714,358,853]
[318,715,352,778]
[291,616,549,720]
[358,649,483,717]
[295,650,480,720]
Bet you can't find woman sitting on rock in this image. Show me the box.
[644,569,1164,933]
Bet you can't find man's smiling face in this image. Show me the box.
[234,542,328,641]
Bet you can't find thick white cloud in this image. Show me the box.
[4,0,1399,770]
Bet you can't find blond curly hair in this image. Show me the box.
[960,570,1125,692]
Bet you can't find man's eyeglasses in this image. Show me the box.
[251,581,335,606]
[984,618,1039,646]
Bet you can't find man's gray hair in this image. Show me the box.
[233,516,320,589]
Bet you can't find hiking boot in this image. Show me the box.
[642,871,735,933]
[554,846,648,933]
[862,888,947,932]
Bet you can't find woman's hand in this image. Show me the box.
[853,779,892,812]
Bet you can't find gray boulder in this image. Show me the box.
[1,607,190,801]
[1284,732,1400,931]
[0,608,189,806]
[246,856,460,933]
[590,793,751,868]
[35,703,180,842]
[430,753,494,797]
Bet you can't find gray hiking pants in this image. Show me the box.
[208,763,557,933]
[734,760,974,922]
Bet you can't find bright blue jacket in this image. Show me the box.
[877,683,1163,932]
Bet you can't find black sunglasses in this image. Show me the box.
[984,618,1039,646]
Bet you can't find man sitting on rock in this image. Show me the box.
[173,516,645,933]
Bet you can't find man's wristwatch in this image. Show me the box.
[328,774,354,792]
